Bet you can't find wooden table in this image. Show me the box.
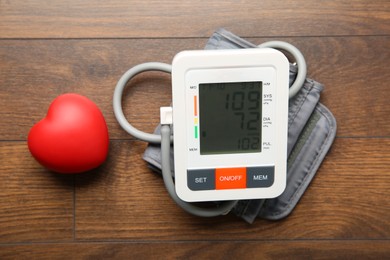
[1,1,389,258]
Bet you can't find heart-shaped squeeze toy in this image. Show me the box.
[28,94,109,173]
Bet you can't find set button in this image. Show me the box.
[187,169,215,191]
[187,166,274,191]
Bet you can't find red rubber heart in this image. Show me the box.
[28,94,109,173]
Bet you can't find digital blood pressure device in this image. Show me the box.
[172,48,289,202]
[113,43,301,217]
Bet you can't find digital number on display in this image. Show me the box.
[199,81,262,155]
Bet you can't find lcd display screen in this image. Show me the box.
[199,81,262,155]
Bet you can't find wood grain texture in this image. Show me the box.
[0,0,389,258]
[0,36,389,141]
[1,241,389,260]
[0,142,74,243]
[0,0,389,38]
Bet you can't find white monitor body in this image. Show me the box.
[172,48,289,202]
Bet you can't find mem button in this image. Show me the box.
[246,166,274,188]
[187,169,215,191]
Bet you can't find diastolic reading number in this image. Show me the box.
[225,90,261,151]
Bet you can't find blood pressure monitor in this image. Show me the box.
[172,48,289,202]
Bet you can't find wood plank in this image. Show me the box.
[306,36,390,137]
[0,38,202,141]
[0,36,389,141]
[0,0,389,38]
[74,138,390,240]
[1,240,389,259]
[0,142,74,243]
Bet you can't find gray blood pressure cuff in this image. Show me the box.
[143,28,337,223]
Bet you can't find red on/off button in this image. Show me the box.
[216,167,246,190]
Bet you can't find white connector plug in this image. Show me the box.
[160,107,173,125]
